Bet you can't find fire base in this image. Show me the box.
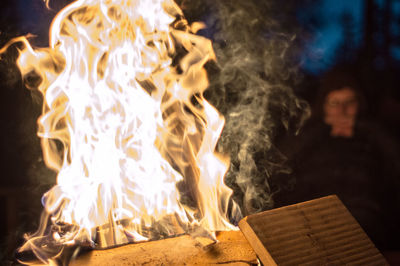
[239,195,388,266]
[94,215,188,249]
[70,231,257,265]
[18,231,257,265]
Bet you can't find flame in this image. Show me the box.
[8,0,240,263]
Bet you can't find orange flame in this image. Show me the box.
[9,0,240,262]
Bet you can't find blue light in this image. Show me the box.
[298,0,364,74]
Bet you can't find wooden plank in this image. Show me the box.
[18,230,257,265]
[239,195,388,266]
[70,230,258,266]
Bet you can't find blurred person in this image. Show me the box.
[323,86,358,138]
[274,69,400,253]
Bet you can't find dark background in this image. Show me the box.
[0,0,399,263]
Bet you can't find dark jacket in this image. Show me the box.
[275,119,400,250]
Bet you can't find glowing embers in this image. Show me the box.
[11,0,239,263]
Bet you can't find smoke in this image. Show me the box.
[179,0,310,215]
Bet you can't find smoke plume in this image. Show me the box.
[179,0,310,215]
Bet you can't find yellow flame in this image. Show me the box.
[12,0,239,261]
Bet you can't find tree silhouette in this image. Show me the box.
[336,12,358,63]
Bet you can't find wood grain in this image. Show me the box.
[239,195,388,266]
[69,230,258,265]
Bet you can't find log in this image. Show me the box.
[239,195,388,266]
[69,230,258,265]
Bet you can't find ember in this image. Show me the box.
[2,0,240,263]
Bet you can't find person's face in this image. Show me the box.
[323,87,359,137]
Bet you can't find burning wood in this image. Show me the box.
[2,0,242,264]
[18,231,257,265]
[71,231,257,266]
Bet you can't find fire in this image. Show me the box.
[5,0,240,263]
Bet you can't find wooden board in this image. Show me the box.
[239,195,388,266]
[68,230,258,265]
